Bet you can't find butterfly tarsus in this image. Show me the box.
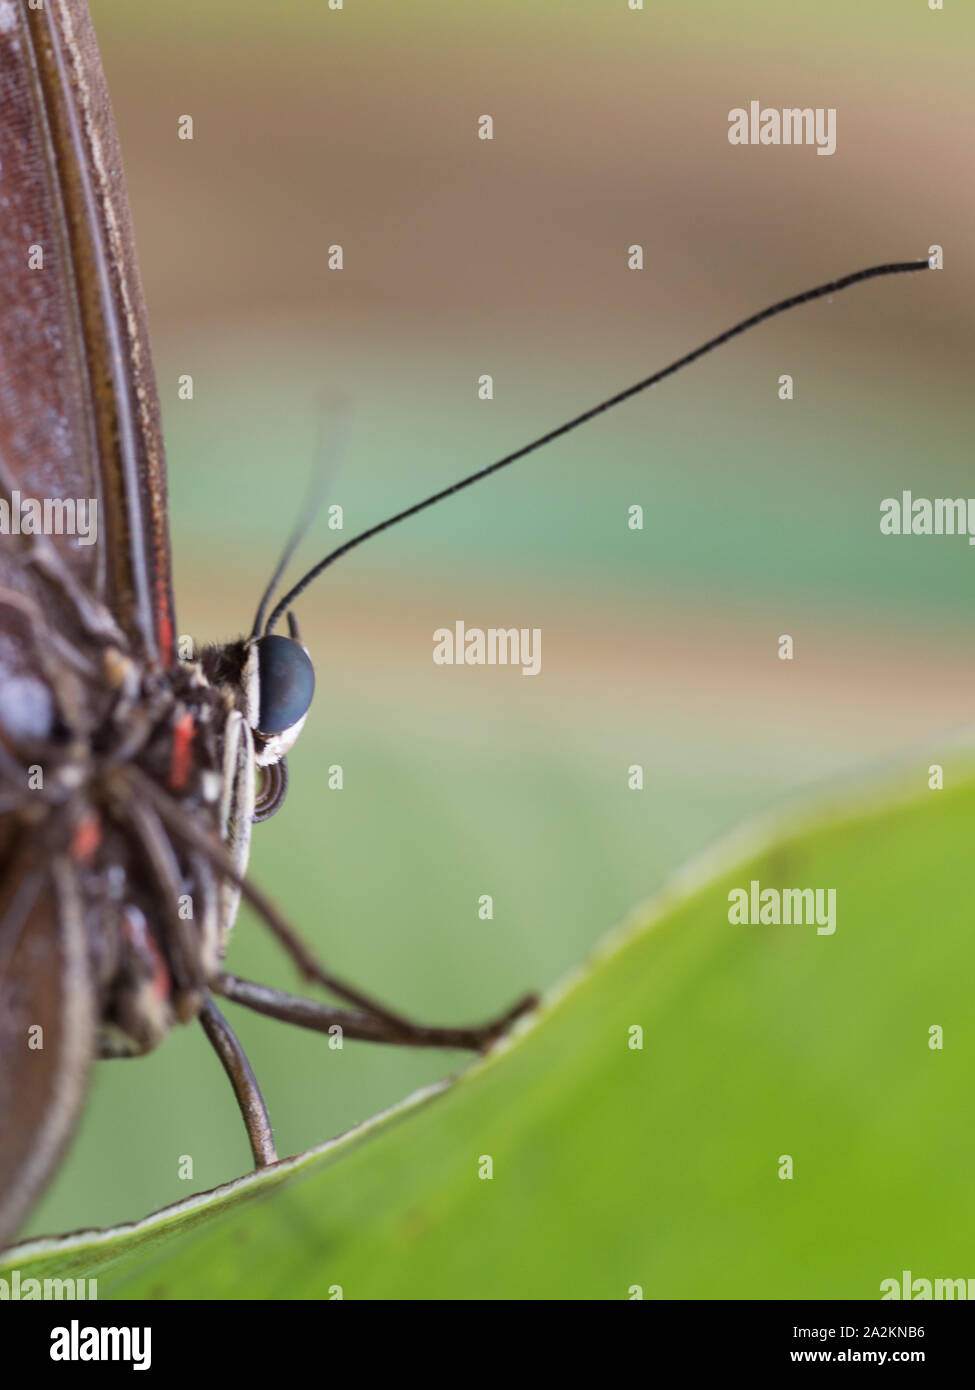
[214,971,538,1053]
[199,999,277,1167]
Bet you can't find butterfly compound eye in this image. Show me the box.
[255,635,315,736]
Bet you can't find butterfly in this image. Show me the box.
[0,0,929,1250]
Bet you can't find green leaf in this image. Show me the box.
[3,766,971,1298]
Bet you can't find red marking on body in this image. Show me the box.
[169,711,195,791]
[158,612,174,666]
[70,811,101,863]
[156,581,175,667]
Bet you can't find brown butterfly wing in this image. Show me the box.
[0,855,94,1249]
[0,1,174,1246]
[0,0,175,663]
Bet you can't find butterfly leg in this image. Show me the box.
[213,972,537,1053]
[199,999,277,1167]
[135,778,539,1049]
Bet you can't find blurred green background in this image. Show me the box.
[25,0,975,1271]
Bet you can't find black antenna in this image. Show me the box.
[265,258,930,635]
[250,402,352,637]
